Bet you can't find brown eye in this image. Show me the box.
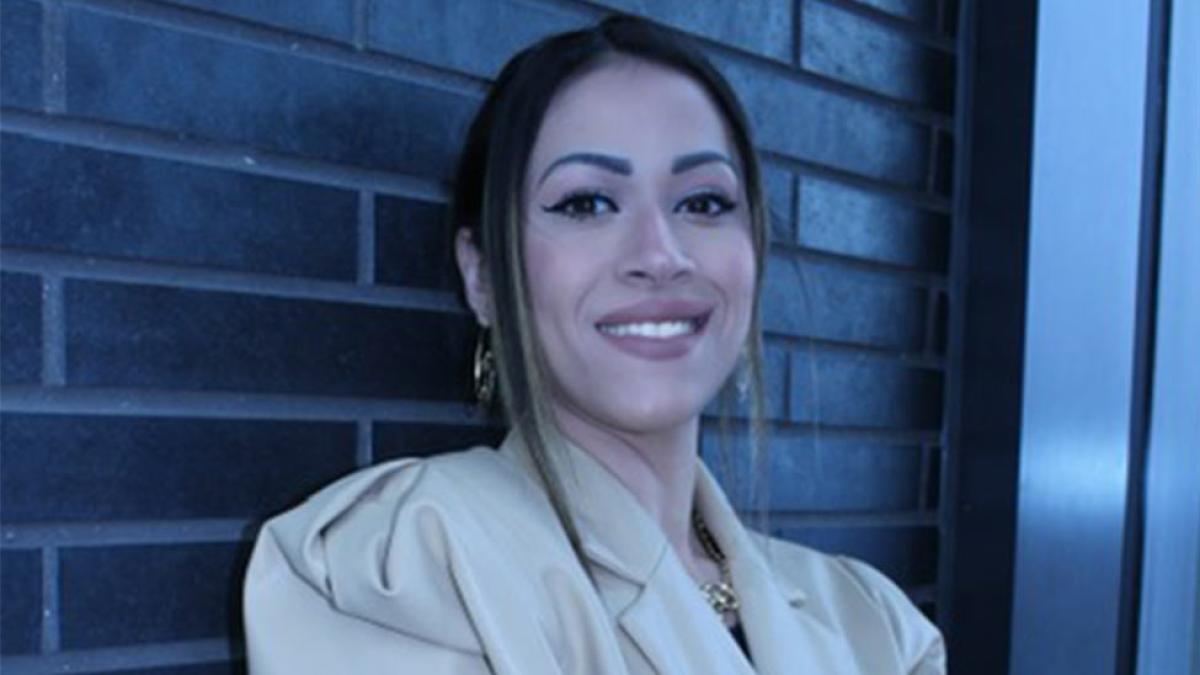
[677,192,737,217]
[542,193,619,220]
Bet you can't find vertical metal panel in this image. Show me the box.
[939,1,1039,671]
[1010,1,1151,672]
[1137,0,1200,672]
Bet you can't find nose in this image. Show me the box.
[619,205,697,285]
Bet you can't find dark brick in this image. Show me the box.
[930,290,948,354]
[933,128,955,195]
[168,0,353,42]
[717,55,931,187]
[105,663,242,675]
[761,342,790,419]
[367,0,587,78]
[703,431,921,511]
[0,136,357,279]
[1,273,42,384]
[762,255,927,350]
[850,0,939,29]
[60,543,248,649]
[763,165,795,243]
[802,0,953,111]
[0,414,356,522]
[65,10,478,179]
[791,353,943,428]
[65,281,474,399]
[924,445,941,509]
[0,550,41,655]
[373,422,506,462]
[769,439,922,511]
[779,525,938,586]
[798,176,949,272]
[375,196,454,289]
[0,0,41,109]
[594,0,794,62]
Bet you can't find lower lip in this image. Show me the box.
[596,319,707,361]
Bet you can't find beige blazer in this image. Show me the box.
[244,432,945,674]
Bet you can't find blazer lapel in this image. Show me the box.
[559,440,754,675]
[615,552,756,675]
[695,466,863,675]
[506,432,859,674]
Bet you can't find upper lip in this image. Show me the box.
[595,298,715,326]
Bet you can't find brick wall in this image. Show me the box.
[0,0,957,671]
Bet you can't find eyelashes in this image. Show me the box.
[677,192,737,217]
[540,190,739,222]
[541,191,618,220]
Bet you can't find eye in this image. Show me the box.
[541,192,619,220]
[676,191,737,218]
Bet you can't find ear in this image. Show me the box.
[455,227,494,327]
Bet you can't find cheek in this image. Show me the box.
[522,232,593,334]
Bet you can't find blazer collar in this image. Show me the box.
[693,467,862,674]
[499,430,856,674]
[540,431,812,608]
[692,463,809,607]
[544,434,756,674]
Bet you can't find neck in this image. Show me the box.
[551,402,703,562]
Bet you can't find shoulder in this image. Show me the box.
[244,445,556,654]
[758,535,947,674]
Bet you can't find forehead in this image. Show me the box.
[528,58,737,173]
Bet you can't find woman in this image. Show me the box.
[243,15,945,675]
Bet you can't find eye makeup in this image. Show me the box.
[541,190,620,220]
[675,190,738,217]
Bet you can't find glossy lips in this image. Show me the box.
[595,299,714,360]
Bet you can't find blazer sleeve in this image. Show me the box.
[243,459,493,675]
[837,557,947,675]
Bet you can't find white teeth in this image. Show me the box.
[598,320,696,339]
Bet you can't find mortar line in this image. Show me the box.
[356,419,373,467]
[0,386,490,424]
[0,108,450,201]
[1,638,236,673]
[40,275,66,386]
[792,0,804,69]
[357,191,376,285]
[1,249,464,314]
[41,0,67,113]
[40,547,60,653]
[351,0,369,50]
[917,442,933,511]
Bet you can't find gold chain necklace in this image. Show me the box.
[692,509,740,615]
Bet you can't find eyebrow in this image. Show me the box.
[537,153,632,187]
[536,150,740,188]
[671,151,738,177]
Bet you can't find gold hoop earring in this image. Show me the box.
[473,329,496,407]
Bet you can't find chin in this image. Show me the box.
[600,394,706,435]
[550,367,727,437]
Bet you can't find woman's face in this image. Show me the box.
[522,58,757,436]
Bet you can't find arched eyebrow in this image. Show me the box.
[535,150,738,188]
[671,151,738,177]
[537,153,632,187]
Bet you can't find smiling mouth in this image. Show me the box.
[595,313,709,339]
